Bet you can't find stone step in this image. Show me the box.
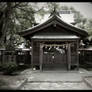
[83,76,92,88]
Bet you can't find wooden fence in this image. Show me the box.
[0,49,31,65]
[0,49,92,67]
[79,50,92,66]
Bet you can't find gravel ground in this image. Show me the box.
[0,68,92,90]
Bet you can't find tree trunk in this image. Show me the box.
[0,3,12,48]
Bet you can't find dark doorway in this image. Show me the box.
[42,44,67,70]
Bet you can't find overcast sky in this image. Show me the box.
[59,2,92,19]
[34,2,92,23]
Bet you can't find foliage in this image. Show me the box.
[2,62,18,75]
[0,62,31,75]
[0,2,43,49]
[84,19,92,39]
[0,2,92,49]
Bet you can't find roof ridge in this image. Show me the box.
[18,14,88,38]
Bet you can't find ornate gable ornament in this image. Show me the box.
[49,6,61,18]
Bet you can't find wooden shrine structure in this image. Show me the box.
[18,10,88,71]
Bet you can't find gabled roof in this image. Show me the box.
[18,14,88,39]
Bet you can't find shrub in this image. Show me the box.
[3,62,18,75]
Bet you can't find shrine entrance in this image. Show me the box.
[39,41,72,71]
[43,44,67,70]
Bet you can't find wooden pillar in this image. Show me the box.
[1,50,4,64]
[31,41,33,70]
[2,50,5,64]
[76,40,79,70]
[39,43,43,71]
[67,44,71,70]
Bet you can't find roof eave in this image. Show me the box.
[18,14,88,38]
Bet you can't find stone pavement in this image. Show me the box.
[0,69,31,90]
[83,76,92,88]
[0,68,92,90]
[20,81,90,90]
[19,68,92,90]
